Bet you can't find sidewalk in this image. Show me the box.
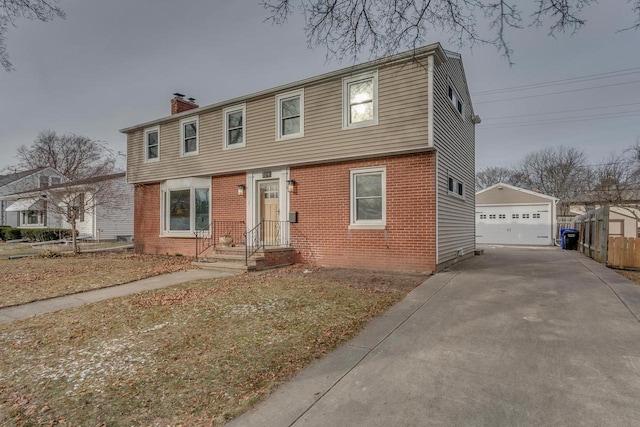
[0,269,235,323]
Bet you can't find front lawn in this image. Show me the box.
[0,268,427,425]
[0,250,193,308]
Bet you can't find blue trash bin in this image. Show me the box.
[562,228,579,250]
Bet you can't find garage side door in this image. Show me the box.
[476,204,552,245]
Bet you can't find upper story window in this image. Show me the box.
[180,117,199,156]
[276,89,304,140]
[39,175,49,188]
[349,166,386,229]
[448,176,464,199]
[343,71,378,129]
[448,84,464,116]
[223,104,246,149]
[144,126,160,162]
[50,177,61,186]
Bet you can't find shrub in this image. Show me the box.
[18,228,74,242]
[1,227,22,241]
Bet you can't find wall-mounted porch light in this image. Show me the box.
[237,184,246,196]
[287,179,296,193]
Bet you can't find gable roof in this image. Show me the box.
[0,167,46,187]
[119,43,448,134]
[476,182,558,204]
[0,172,126,200]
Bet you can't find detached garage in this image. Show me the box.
[476,183,558,246]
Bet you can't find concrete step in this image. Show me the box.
[192,261,255,272]
[204,253,264,263]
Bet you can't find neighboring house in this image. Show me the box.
[571,205,640,238]
[0,167,67,227]
[120,43,478,272]
[476,183,558,246]
[0,173,134,241]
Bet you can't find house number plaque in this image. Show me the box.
[262,171,272,178]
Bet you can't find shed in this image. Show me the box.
[476,183,558,246]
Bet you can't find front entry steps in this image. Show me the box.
[193,246,295,272]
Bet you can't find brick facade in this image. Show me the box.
[134,154,436,272]
[134,173,246,256]
[290,152,436,272]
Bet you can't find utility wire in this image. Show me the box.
[475,79,640,105]
[481,102,640,121]
[472,66,640,96]
[479,111,640,129]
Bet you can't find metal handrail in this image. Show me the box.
[194,219,245,260]
[243,220,290,266]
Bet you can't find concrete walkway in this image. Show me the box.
[0,269,235,323]
[230,247,640,426]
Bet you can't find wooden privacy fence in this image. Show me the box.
[608,236,640,269]
[575,206,609,264]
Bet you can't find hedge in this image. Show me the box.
[0,227,74,242]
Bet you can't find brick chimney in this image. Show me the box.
[171,93,199,115]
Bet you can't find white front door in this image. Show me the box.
[476,204,553,245]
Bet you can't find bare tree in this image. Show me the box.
[510,146,590,215]
[15,130,116,180]
[1,0,65,71]
[476,166,515,190]
[587,138,640,219]
[263,0,640,63]
[39,174,124,254]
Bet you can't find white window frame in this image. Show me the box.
[276,89,304,140]
[144,126,160,163]
[20,209,46,227]
[447,83,464,117]
[349,166,386,230]
[448,175,465,199]
[180,116,199,157]
[223,104,246,149]
[160,177,211,237]
[343,71,378,130]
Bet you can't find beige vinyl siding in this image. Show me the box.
[476,186,555,204]
[433,55,476,266]
[127,60,431,184]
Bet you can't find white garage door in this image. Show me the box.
[476,204,553,245]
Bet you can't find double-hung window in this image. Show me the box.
[448,84,464,116]
[180,117,199,156]
[448,176,464,198]
[223,104,246,149]
[276,89,304,140]
[144,126,160,162]
[350,167,386,229]
[343,71,378,129]
[161,178,210,236]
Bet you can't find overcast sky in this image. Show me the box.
[0,0,638,174]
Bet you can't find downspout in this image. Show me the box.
[428,54,438,266]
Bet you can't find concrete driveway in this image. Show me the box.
[230,246,640,426]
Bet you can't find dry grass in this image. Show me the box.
[0,251,193,308]
[0,271,417,426]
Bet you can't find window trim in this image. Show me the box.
[144,126,160,163]
[223,104,246,150]
[160,177,211,237]
[342,71,379,130]
[349,166,386,230]
[180,116,199,157]
[447,83,464,118]
[448,175,465,199]
[276,89,304,141]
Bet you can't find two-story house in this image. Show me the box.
[120,43,478,272]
